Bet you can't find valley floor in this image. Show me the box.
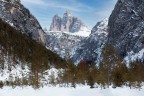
[0,85,144,96]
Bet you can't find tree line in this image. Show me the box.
[60,45,144,89]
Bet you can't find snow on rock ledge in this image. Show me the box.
[124,49,144,64]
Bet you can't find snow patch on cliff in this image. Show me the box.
[124,49,144,64]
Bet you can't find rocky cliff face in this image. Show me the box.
[49,11,89,33]
[49,15,62,32]
[0,0,46,44]
[72,19,108,64]
[108,0,144,62]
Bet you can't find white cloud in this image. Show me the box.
[21,0,93,12]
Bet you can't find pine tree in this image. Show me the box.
[87,74,94,88]
[112,64,128,87]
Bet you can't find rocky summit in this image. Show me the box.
[49,11,89,33]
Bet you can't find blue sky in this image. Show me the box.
[21,0,117,29]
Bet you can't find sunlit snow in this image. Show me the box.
[0,86,144,96]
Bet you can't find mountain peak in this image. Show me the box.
[49,11,90,34]
[91,18,108,35]
[63,10,72,17]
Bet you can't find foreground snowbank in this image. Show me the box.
[0,86,144,96]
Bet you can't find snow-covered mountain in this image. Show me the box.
[72,18,108,64]
[49,11,90,36]
[47,18,109,64]
[0,0,46,44]
[46,32,85,58]
[46,11,91,58]
[108,0,144,63]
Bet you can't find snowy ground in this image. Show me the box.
[0,86,144,96]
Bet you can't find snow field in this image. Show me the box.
[0,86,144,96]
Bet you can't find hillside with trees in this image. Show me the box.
[0,19,67,88]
